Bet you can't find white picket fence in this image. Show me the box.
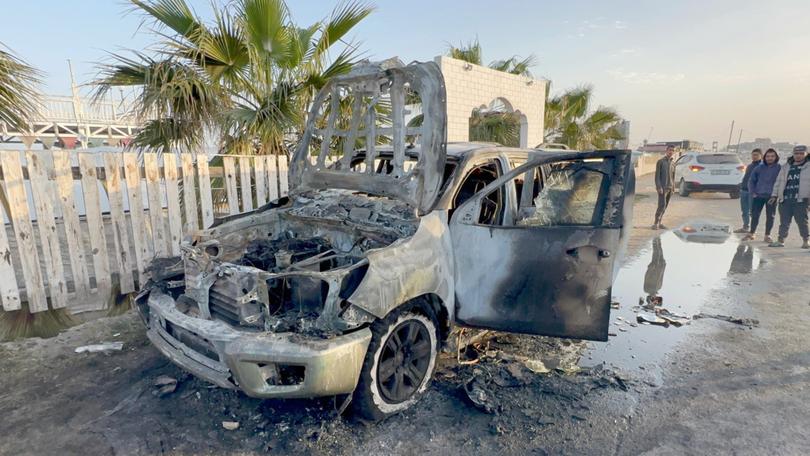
[0,149,291,314]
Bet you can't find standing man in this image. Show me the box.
[653,145,677,230]
[734,148,762,233]
[769,145,810,248]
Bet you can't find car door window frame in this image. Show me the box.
[451,151,629,230]
[449,157,507,224]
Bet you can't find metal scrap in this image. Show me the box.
[74,342,124,353]
[693,313,759,328]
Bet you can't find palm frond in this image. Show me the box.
[130,0,202,39]
[0,44,42,131]
[448,38,482,65]
[315,1,374,58]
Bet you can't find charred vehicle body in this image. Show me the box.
[136,59,635,420]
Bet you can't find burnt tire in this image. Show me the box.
[352,305,439,421]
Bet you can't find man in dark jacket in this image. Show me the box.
[745,148,781,243]
[734,148,762,233]
[769,145,810,248]
[653,145,677,229]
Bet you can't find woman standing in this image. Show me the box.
[744,148,781,242]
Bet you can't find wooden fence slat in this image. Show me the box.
[0,205,20,310]
[278,157,289,195]
[223,156,239,215]
[197,156,214,228]
[1,151,47,312]
[53,150,90,297]
[266,155,279,201]
[239,156,254,212]
[181,153,199,232]
[163,154,183,255]
[78,152,111,298]
[254,156,267,206]
[123,152,152,275]
[102,153,135,294]
[143,153,169,257]
[26,151,68,308]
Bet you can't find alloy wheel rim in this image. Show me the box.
[377,319,432,404]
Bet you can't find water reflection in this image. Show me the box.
[643,238,666,307]
[584,227,761,371]
[729,244,755,275]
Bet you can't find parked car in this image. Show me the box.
[674,152,745,198]
[135,60,636,421]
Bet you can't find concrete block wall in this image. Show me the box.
[434,56,548,148]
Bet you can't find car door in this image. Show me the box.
[449,150,635,341]
[674,154,691,182]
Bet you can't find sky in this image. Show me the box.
[3,0,809,148]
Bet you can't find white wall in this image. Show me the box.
[434,56,548,148]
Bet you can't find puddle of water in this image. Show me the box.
[584,229,761,371]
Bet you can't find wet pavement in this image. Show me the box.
[584,222,763,373]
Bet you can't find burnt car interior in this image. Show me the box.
[469,158,614,228]
[452,161,503,224]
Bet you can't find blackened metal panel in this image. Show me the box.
[452,225,619,341]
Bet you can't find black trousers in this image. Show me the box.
[749,196,776,235]
[655,190,673,224]
[777,199,809,240]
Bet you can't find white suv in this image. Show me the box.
[674,152,744,198]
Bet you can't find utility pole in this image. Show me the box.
[735,129,743,155]
[726,120,735,151]
[68,59,88,150]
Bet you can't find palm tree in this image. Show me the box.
[93,0,374,155]
[469,109,521,147]
[543,85,625,150]
[448,38,537,77]
[0,43,41,132]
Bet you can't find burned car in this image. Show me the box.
[136,59,635,420]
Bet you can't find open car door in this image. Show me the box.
[450,150,635,341]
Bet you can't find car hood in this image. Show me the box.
[289,59,447,215]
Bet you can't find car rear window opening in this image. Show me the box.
[695,154,741,165]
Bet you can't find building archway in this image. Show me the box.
[467,97,529,148]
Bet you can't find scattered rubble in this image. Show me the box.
[693,313,759,328]
[636,312,669,327]
[222,421,240,431]
[74,342,124,353]
[153,375,179,398]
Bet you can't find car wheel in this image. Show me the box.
[352,305,439,422]
[730,191,741,199]
[679,179,690,197]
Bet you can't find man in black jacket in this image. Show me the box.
[734,148,762,233]
[653,145,677,229]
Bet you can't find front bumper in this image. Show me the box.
[139,290,372,399]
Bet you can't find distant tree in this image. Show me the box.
[93,0,374,155]
[0,43,41,132]
[448,38,537,77]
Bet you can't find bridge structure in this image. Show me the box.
[0,91,143,149]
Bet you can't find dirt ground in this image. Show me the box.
[2,174,810,455]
